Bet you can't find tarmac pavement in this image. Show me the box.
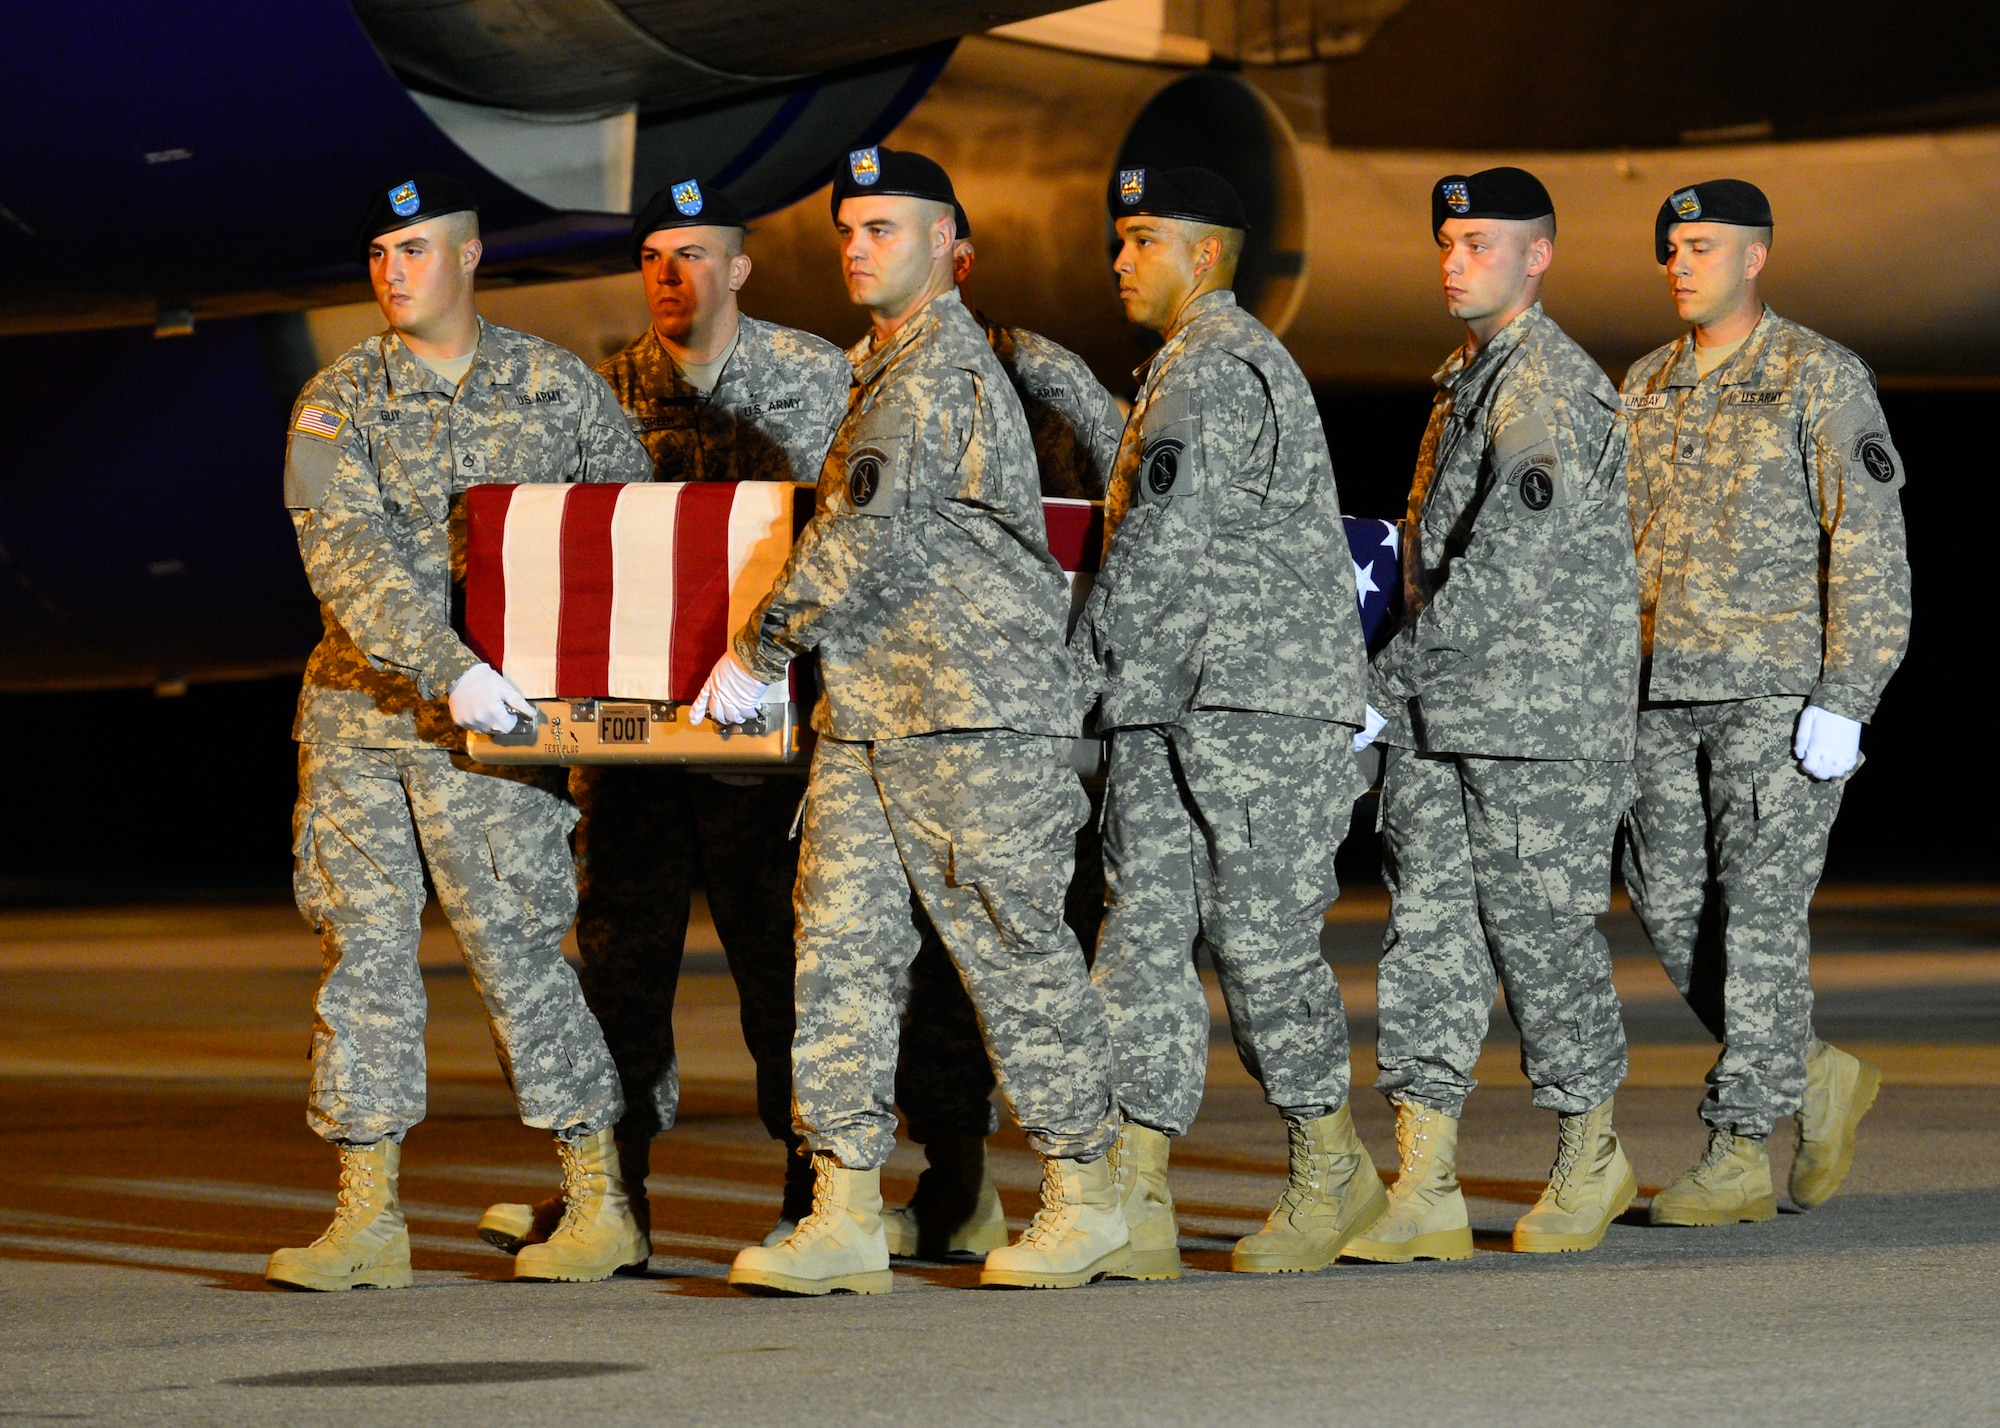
[1,888,1995,1425]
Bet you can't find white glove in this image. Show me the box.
[690,649,775,726]
[448,662,536,734]
[1794,705,1861,781]
[1352,703,1388,754]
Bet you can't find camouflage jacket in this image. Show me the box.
[1372,302,1639,761]
[1075,289,1366,730]
[596,315,848,483]
[1623,308,1911,722]
[734,289,1088,740]
[977,315,1123,498]
[284,318,650,749]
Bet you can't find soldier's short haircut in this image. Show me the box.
[440,209,481,249]
[1524,214,1555,246]
[1189,221,1244,281]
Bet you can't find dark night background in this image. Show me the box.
[0,386,1989,904]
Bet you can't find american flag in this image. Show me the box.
[293,404,346,440]
[463,482,808,702]
[1343,516,1400,650]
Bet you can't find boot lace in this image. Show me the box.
[1692,1130,1744,1180]
[552,1137,589,1236]
[1385,1108,1432,1203]
[1018,1160,1077,1249]
[1272,1119,1326,1219]
[784,1162,844,1247]
[310,1145,378,1248]
[1544,1114,1589,1207]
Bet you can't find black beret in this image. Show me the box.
[830,147,964,232]
[1431,167,1554,234]
[358,173,477,262]
[1654,179,1774,263]
[1107,165,1249,231]
[631,179,747,265]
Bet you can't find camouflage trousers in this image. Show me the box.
[570,766,805,1145]
[1376,747,1631,1117]
[1091,714,1360,1137]
[291,742,623,1145]
[895,779,1107,1145]
[1621,696,1846,1136]
[793,731,1118,1170]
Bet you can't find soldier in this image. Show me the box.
[1622,181,1910,1226]
[1347,168,1641,1262]
[475,178,849,1257]
[709,147,1126,1294]
[1076,165,1380,1279]
[875,215,1127,1264]
[267,174,652,1291]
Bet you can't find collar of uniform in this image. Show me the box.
[381,315,515,398]
[853,287,961,386]
[1663,303,1776,388]
[1435,300,1542,392]
[467,318,532,390]
[638,326,698,400]
[1134,288,1237,385]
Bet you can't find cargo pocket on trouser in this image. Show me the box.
[291,794,329,932]
[483,808,580,948]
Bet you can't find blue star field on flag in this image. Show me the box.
[1342,515,1399,650]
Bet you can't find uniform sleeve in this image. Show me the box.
[574,365,654,483]
[284,378,482,698]
[791,351,852,480]
[1370,393,1622,705]
[1805,363,1912,721]
[731,367,953,682]
[1076,351,1273,675]
[1082,379,1125,500]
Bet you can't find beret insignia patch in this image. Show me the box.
[671,179,704,216]
[1671,187,1702,220]
[1119,168,1145,205]
[1441,179,1470,214]
[848,147,881,186]
[1143,436,1184,496]
[1853,431,1896,483]
[389,181,420,218]
[848,450,883,508]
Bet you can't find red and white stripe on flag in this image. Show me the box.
[463,482,807,702]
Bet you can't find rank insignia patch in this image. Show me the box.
[1671,187,1702,220]
[671,179,704,216]
[848,147,881,186]
[1119,168,1145,205]
[1441,179,1470,214]
[293,404,347,441]
[389,181,420,218]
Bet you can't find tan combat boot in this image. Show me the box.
[1791,1040,1882,1209]
[1343,1101,1473,1263]
[513,1128,649,1282]
[266,1140,412,1292]
[979,1155,1131,1289]
[729,1154,893,1295]
[478,1134,651,1254]
[1233,1106,1388,1273]
[1513,1096,1638,1253]
[882,1134,1009,1259]
[1649,1128,1777,1226]
[760,1142,818,1247]
[1104,1122,1182,1280]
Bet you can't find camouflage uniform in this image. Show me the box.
[284,319,648,1144]
[1370,301,1639,1118]
[1620,309,1911,1135]
[1076,289,1368,1136]
[575,317,847,1146]
[893,316,1124,1144]
[734,289,1115,1170]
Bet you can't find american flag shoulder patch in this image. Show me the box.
[293,404,348,441]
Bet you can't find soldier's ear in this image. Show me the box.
[729,251,753,293]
